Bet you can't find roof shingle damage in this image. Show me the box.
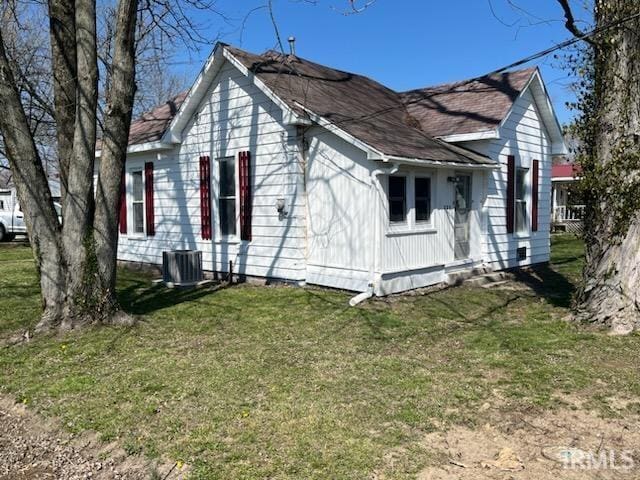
[125,44,538,166]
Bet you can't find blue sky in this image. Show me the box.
[171,1,593,126]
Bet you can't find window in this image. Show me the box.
[388,175,406,223]
[132,170,144,234]
[515,168,528,233]
[219,157,236,236]
[415,177,431,223]
[0,192,11,211]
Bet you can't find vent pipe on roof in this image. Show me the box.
[288,36,296,57]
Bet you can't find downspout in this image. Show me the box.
[349,161,399,306]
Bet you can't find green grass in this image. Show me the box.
[0,235,639,479]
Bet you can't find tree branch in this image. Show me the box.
[557,0,597,46]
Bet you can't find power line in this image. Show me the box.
[289,8,640,137]
[487,9,640,76]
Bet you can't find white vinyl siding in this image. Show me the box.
[115,60,306,280]
[460,88,552,269]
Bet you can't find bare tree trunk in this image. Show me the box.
[47,0,76,208]
[94,0,138,322]
[55,0,100,329]
[575,1,640,334]
[0,30,66,328]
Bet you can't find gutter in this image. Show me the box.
[384,155,499,170]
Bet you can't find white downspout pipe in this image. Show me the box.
[349,161,399,306]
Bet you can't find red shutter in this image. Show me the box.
[531,159,539,232]
[119,172,127,234]
[144,162,155,236]
[199,156,212,240]
[506,155,515,234]
[239,151,252,241]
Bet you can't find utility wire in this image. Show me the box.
[285,8,640,136]
[487,10,640,75]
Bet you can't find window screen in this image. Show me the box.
[415,177,431,222]
[388,176,406,223]
[219,157,236,236]
[131,170,144,234]
[515,168,528,234]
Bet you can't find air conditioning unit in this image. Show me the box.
[162,250,203,287]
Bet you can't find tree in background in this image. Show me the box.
[0,3,56,177]
[558,0,640,333]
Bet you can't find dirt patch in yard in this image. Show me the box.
[0,396,187,480]
[417,399,640,479]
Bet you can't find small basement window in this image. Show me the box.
[388,175,406,223]
[517,246,527,261]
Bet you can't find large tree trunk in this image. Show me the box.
[47,0,76,209]
[575,2,640,334]
[0,0,138,332]
[56,0,102,330]
[0,30,66,326]
[94,0,138,321]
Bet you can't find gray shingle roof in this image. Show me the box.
[226,46,493,165]
[400,67,536,138]
[125,44,538,166]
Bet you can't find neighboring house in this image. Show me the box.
[551,162,583,233]
[99,42,566,296]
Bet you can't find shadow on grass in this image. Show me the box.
[512,263,576,308]
[118,277,230,316]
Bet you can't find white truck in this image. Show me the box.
[0,189,61,241]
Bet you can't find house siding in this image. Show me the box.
[462,88,553,270]
[305,126,375,291]
[115,61,306,281]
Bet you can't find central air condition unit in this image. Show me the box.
[162,250,203,287]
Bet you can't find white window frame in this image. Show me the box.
[216,155,240,242]
[127,165,146,238]
[386,170,435,235]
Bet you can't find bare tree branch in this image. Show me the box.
[557,0,597,46]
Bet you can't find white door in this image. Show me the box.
[454,174,472,260]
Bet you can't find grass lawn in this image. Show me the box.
[1,235,639,479]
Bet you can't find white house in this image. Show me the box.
[101,43,566,298]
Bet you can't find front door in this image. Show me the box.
[454,174,472,260]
